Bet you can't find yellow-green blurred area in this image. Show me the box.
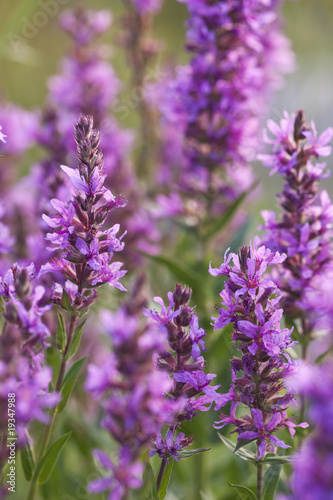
[0,1,333,499]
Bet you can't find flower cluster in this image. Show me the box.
[259,111,333,339]
[40,114,127,296]
[143,284,222,462]
[153,0,294,224]
[40,8,159,270]
[0,264,58,470]
[85,281,174,500]
[209,238,308,459]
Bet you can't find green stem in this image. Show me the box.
[256,461,263,500]
[156,457,167,493]
[299,318,310,423]
[26,313,78,500]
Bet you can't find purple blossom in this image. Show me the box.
[60,8,112,45]
[0,105,38,154]
[85,284,175,500]
[152,0,294,225]
[210,241,307,459]
[89,448,144,500]
[259,111,333,344]
[239,409,290,460]
[145,284,222,463]
[41,114,127,297]
[284,361,333,499]
[27,7,154,272]
[142,292,180,324]
[0,265,59,465]
[150,431,187,462]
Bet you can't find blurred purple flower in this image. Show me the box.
[86,292,175,499]
[210,240,307,459]
[152,0,294,225]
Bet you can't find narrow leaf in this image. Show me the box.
[261,454,294,465]
[234,438,257,453]
[56,357,87,413]
[263,465,282,500]
[57,312,66,352]
[66,320,86,360]
[34,432,71,484]
[61,289,76,313]
[315,346,333,364]
[203,181,259,241]
[218,434,257,463]
[178,447,210,458]
[21,440,35,481]
[145,463,159,500]
[228,483,258,500]
[140,252,202,292]
[158,459,174,500]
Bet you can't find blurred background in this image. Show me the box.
[1,0,333,235]
[1,1,333,499]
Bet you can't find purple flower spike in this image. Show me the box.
[41,114,127,299]
[211,241,306,459]
[0,265,58,462]
[86,283,175,500]
[259,111,333,346]
[152,0,294,225]
[284,362,333,499]
[146,284,222,464]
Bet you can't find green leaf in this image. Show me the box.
[140,253,202,291]
[234,438,257,453]
[143,463,159,500]
[263,465,282,500]
[218,434,257,463]
[261,454,294,465]
[203,180,259,241]
[34,432,71,484]
[315,346,333,364]
[57,312,66,353]
[65,320,86,360]
[20,439,35,481]
[228,483,258,500]
[56,357,87,413]
[178,447,210,458]
[158,459,174,500]
[61,289,76,314]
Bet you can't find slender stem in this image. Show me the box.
[1,320,7,335]
[256,461,264,500]
[299,317,310,423]
[123,1,158,182]
[26,313,78,500]
[156,457,167,493]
